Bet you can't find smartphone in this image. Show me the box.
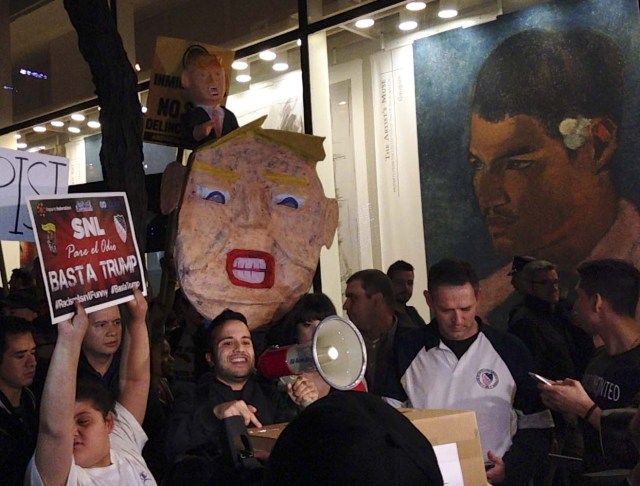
[528,372,554,385]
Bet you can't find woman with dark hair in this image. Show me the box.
[269,293,366,398]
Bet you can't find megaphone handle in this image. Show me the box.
[286,375,319,409]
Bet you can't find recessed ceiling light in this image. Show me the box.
[236,74,251,83]
[71,113,85,121]
[141,106,148,113]
[438,0,458,19]
[272,62,288,72]
[33,126,46,133]
[406,1,427,11]
[28,146,45,152]
[232,60,248,70]
[134,63,141,72]
[355,18,375,29]
[14,133,21,139]
[17,142,27,149]
[399,20,418,31]
[87,121,101,129]
[50,120,64,127]
[259,50,276,61]
[68,126,81,133]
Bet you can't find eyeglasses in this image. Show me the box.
[530,279,559,287]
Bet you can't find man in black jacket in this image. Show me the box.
[0,316,38,486]
[165,309,317,462]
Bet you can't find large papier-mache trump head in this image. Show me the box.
[174,116,338,328]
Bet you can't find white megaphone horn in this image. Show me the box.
[258,315,367,390]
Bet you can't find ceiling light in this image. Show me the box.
[134,63,141,72]
[141,106,148,113]
[71,113,85,121]
[28,146,45,152]
[17,142,27,149]
[355,18,374,29]
[87,121,101,129]
[68,126,81,134]
[232,60,248,70]
[406,1,427,11]
[259,50,276,61]
[236,74,251,83]
[296,39,302,47]
[273,62,289,72]
[438,0,458,18]
[272,52,289,72]
[33,126,46,133]
[399,11,418,31]
[14,133,21,139]
[50,120,64,127]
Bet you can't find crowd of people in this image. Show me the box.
[1,254,640,485]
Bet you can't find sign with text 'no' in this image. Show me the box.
[0,147,69,241]
[27,193,147,324]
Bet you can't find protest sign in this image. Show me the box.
[0,147,69,241]
[27,192,147,323]
[143,36,234,147]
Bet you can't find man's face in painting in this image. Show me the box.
[176,135,338,328]
[468,113,605,261]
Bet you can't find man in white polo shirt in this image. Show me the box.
[384,258,553,485]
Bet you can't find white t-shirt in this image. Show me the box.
[26,402,156,485]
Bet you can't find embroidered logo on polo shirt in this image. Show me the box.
[476,369,499,389]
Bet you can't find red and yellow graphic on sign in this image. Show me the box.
[28,193,147,323]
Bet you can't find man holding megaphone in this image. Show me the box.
[165,309,318,462]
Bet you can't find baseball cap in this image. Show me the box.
[507,256,535,276]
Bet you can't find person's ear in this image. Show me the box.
[105,412,115,434]
[592,293,605,314]
[205,352,214,368]
[180,69,192,90]
[424,289,434,309]
[321,199,339,248]
[590,117,618,173]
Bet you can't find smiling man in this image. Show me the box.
[467,29,640,320]
[175,117,338,329]
[384,259,553,485]
[165,309,317,461]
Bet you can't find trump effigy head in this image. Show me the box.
[175,116,338,329]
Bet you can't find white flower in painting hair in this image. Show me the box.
[558,116,592,150]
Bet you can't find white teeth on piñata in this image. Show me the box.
[232,257,266,284]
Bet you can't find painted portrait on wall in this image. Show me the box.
[413,0,640,328]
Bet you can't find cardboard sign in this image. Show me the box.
[144,36,234,147]
[27,193,147,323]
[0,147,69,241]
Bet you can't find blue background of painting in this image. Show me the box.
[413,0,640,277]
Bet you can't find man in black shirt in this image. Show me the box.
[165,309,317,461]
[0,316,38,486]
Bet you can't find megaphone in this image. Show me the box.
[258,315,367,390]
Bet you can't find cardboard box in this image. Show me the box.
[249,408,486,485]
[399,408,487,485]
